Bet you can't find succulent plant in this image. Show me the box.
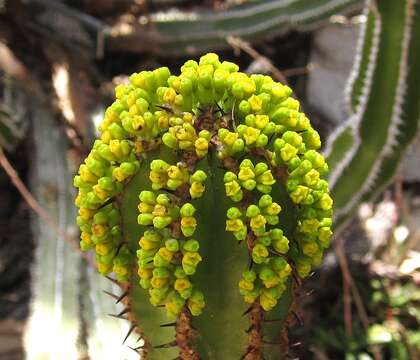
[73,53,333,358]
[324,0,420,229]
[107,0,362,55]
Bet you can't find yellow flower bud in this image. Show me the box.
[163,88,177,103]
[250,214,266,230]
[96,242,113,256]
[79,208,95,220]
[239,279,254,291]
[238,167,255,181]
[226,219,245,232]
[195,137,208,151]
[223,132,239,146]
[152,204,167,217]
[174,278,192,292]
[92,224,107,237]
[151,277,168,288]
[181,216,197,228]
[81,231,92,245]
[158,247,173,262]
[93,185,110,201]
[139,237,160,250]
[138,267,153,279]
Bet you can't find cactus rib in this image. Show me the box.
[325,0,420,227]
[74,53,333,358]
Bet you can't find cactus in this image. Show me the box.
[0,73,29,152]
[24,107,81,360]
[324,0,420,228]
[73,53,333,358]
[108,0,362,55]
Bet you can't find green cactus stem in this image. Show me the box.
[107,0,362,55]
[324,0,420,228]
[74,53,333,359]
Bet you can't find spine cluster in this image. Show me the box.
[73,52,333,320]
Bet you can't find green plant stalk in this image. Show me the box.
[324,0,420,228]
[74,53,333,358]
[108,0,362,55]
[24,107,81,360]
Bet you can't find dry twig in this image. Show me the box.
[334,237,383,360]
[226,36,288,84]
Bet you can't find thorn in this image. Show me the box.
[263,340,281,345]
[245,324,255,333]
[156,104,173,113]
[291,342,301,347]
[263,318,283,323]
[305,289,315,297]
[122,323,136,344]
[103,290,119,300]
[240,346,255,360]
[108,307,130,319]
[215,101,225,115]
[116,289,129,304]
[292,311,303,326]
[242,304,253,317]
[128,344,144,353]
[105,275,119,285]
[154,340,177,349]
[160,322,177,327]
[98,197,115,209]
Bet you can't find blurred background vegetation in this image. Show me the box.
[0,0,419,359]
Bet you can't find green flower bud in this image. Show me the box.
[154,253,170,267]
[153,216,173,229]
[180,203,196,217]
[242,270,257,283]
[257,235,271,246]
[246,205,260,218]
[153,267,170,278]
[272,236,289,253]
[181,226,195,237]
[256,134,268,148]
[165,238,179,252]
[227,207,242,219]
[242,179,257,191]
[174,266,187,278]
[259,266,275,281]
[183,239,200,252]
[190,170,207,183]
[231,138,245,153]
[156,193,172,206]
[151,159,170,173]
[138,213,154,225]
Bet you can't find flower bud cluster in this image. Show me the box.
[137,188,204,316]
[272,131,333,278]
[149,159,207,199]
[238,257,292,311]
[162,123,211,158]
[223,159,276,202]
[226,194,291,310]
[74,138,141,279]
